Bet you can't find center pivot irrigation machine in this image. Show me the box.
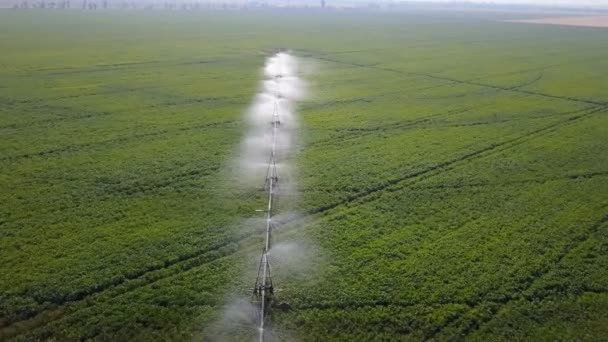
[251,76,284,342]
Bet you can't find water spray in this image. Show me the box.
[252,92,279,342]
[246,52,306,342]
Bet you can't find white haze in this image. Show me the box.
[403,0,608,8]
[213,52,309,340]
[268,241,315,275]
[240,52,307,188]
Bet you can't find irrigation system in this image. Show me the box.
[246,51,305,341]
[252,77,283,342]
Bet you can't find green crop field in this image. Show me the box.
[1,8,607,341]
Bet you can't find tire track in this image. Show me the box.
[304,105,607,217]
[0,231,255,340]
[2,146,236,229]
[410,170,608,191]
[285,287,608,340]
[1,164,223,229]
[388,66,605,106]
[309,55,607,106]
[505,71,544,91]
[291,299,471,312]
[296,170,608,198]
[437,213,608,341]
[0,103,114,130]
[0,92,247,131]
[285,209,608,337]
[1,120,237,163]
[306,106,480,149]
[26,59,166,73]
[30,55,253,77]
[0,85,242,109]
[305,91,594,151]
[294,47,396,58]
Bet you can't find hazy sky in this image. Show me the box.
[409,0,608,7]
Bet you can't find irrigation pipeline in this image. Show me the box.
[252,78,282,342]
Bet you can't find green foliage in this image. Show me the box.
[0,9,607,341]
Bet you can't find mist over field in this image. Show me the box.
[2,0,608,9]
[0,3,607,342]
[412,0,608,6]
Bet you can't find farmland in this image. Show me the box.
[1,9,607,341]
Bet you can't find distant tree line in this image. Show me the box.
[12,0,329,10]
[14,1,71,9]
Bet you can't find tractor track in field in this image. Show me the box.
[394,66,604,106]
[0,120,237,163]
[1,166,218,229]
[0,86,245,109]
[306,106,477,148]
[0,88,246,129]
[0,92,247,131]
[286,287,608,339]
[25,58,176,73]
[4,83,575,164]
[280,213,607,340]
[0,112,114,131]
[291,299,475,312]
[27,55,255,77]
[295,47,397,58]
[411,71,544,100]
[306,104,593,150]
[434,213,608,341]
[0,231,253,340]
[302,79,472,112]
[305,105,607,216]
[309,56,607,106]
[299,45,608,93]
[296,170,608,215]
[377,105,608,196]
[493,71,545,92]
[409,170,608,191]
[0,102,115,130]
[3,105,605,339]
